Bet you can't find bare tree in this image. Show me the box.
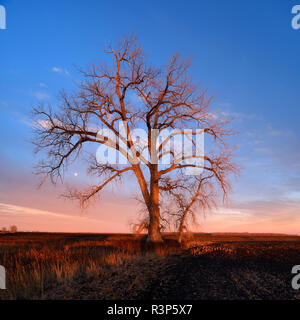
[32,35,237,243]
[9,225,17,233]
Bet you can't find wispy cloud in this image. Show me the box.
[0,202,102,223]
[51,67,69,76]
[32,91,50,100]
[221,111,260,121]
[254,147,272,154]
[266,124,293,137]
[196,199,300,235]
[0,201,109,233]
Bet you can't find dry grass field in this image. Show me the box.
[0,232,300,300]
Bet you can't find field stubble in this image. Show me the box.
[0,232,300,300]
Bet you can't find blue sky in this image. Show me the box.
[0,0,300,233]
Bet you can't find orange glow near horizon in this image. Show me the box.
[1,151,300,236]
[1,199,299,235]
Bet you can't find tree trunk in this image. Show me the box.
[147,205,163,243]
[178,221,184,244]
[147,166,163,243]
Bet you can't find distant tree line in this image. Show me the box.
[1,226,18,233]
